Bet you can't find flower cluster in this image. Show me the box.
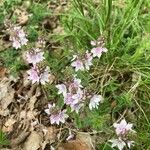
[26,48,45,65]
[9,26,28,49]
[56,76,103,113]
[25,39,51,85]
[90,37,108,58]
[109,119,135,150]
[71,37,108,71]
[56,76,85,113]
[71,51,93,71]
[27,66,50,85]
[45,103,68,125]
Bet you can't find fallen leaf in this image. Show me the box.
[77,132,95,150]
[0,67,7,78]
[58,132,95,150]
[0,77,15,110]
[28,95,37,111]
[58,139,91,150]
[44,127,56,142]
[23,131,43,150]
[11,131,30,147]
[2,117,16,132]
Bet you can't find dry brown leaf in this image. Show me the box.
[0,108,9,116]
[2,117,16,132]
[11,131,30,147]
[27,110,38,120]
[58,139,91,150]
[58,132,95,150]
[28,95,37,111]
[1,90,15,109]
[0,77,15,110]
[44,127,56,142]
[0,67,7,78]
[77,132,95,150]
[23,131,43,150]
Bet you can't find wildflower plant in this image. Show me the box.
[1,0,150,149]
[109,119,135,150]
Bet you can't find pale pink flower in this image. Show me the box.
[50,110,68,125]
[64,93,75,105]
[70,103,83,113]
[27,67,40,84]
[71,53,93,71]
[40,66,50,85]
[68,77,83,92]
[113,119,134,136]
[56,84,67,96]
[91,47,108,58]
[10,26,28,49]
[26,48,44,65]
[12,38,21,49]
[89,95,103,110]
[64,90,83,107]
[44,103,56,115]
[71,59,84,71]
[27,66,50,85]
[20,36,28,45]
[84,51,93,70]
[84,52,93,70]
[109,138,126,150]
[72,88,83,102]
[73,77,83,88]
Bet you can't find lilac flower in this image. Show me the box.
[71,53,93,71]
[90,37,108,58]
[27,67,40,84]
[68,77,83,92]
[56,76,84,113]
[12,38,21,49]
[50,110,68,125]
[71,88,83,102]
[109,138,126,150]
[40,66,51,85]
[70,103,84,113]
[84,51,93,70]
[10,26,28,49]
[113,119,134,136]
[56,84,67,96]
[64,93,75,105]
[91,47,108,58]
[26,48,45,65]
[27,66,50,85]
[89,95,103,110]
[71,55,84,71]
[44,103,56,115]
